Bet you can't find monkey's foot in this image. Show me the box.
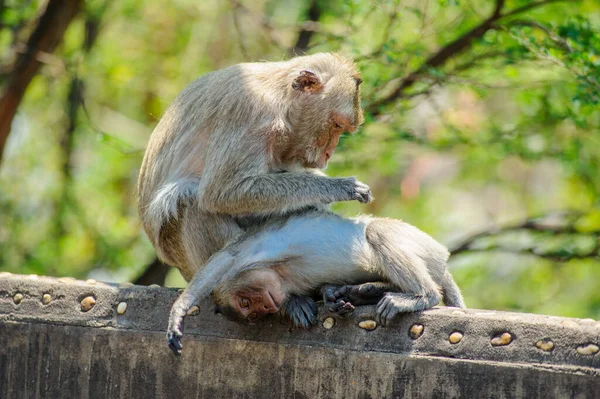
[321,284,356,316]
[375,292,433,326]
[333,283,390,306]
[167,330,183,356]
[282,295,318,329]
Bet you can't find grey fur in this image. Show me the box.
[137,53,368,283]
[167,210,466,354]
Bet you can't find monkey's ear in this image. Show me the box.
[292,70,322,93]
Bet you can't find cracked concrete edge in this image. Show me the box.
[0,272,599,372]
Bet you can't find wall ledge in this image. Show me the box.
[1,273,599,398]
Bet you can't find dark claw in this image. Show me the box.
[167,331,183,356]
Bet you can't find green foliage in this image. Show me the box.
[1,0,599,318]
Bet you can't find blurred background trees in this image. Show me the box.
[1,0,599,318]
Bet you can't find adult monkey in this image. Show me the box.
[137,53,370,343]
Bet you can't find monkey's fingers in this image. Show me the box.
[353,181,373,204]
[325,300,355,316]
[328,285,351,302]
[285,295,318,329]
[167,331,183,356]
[376,296,403,326]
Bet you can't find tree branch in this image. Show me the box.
[289,0,322,56]
[366,0,569,116]
[449,210,595,256]
[456,246,600,262]
[0,0,82,164]
[501,0,569,19]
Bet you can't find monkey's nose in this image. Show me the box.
[263,303,278,313]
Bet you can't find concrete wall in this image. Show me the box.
[0,273,598,398]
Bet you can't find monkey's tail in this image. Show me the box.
[146,178,198,235]
[441,270,466,309]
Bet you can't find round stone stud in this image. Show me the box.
[358,320,377,331]
[576,344,599,356]
[186,306,200,316]
[491,332,513,346]
[86,279,97,285]
[42,294,51,305]
[117,302,128,315]
[80,296,96,312]
[119,282,133,288]
[323,317,335,330]
[409,324,424,340]
[57,277,74,283]
[449,331,463,344]
[13,293,23,304]
[149,284,161,289]
[536,339,554,352]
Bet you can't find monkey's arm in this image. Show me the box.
[167,250,237,355]
[203,172,370,215]
[200,143,371,215]
[167,247,285,355]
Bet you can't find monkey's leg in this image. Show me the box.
[373,254,442,326]
[280,295,318,329]
[441,270,466,308]
[322,283,400,316]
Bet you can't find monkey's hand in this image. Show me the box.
[345,177,373,204]
[167,307,187,356]
[321,284,355,316]
[280,295,318,329]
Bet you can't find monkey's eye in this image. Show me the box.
[240,298,250,308]
[248,313,259,323]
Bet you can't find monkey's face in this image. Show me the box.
[214,269,286,324]
[311,110,363,169]
[287,65,363,169]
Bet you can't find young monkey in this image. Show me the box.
[167,210,465,355]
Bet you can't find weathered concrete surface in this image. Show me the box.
[0,273,599,399]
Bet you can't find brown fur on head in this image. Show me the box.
[213,268,287,324]
[281,53,364,169]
